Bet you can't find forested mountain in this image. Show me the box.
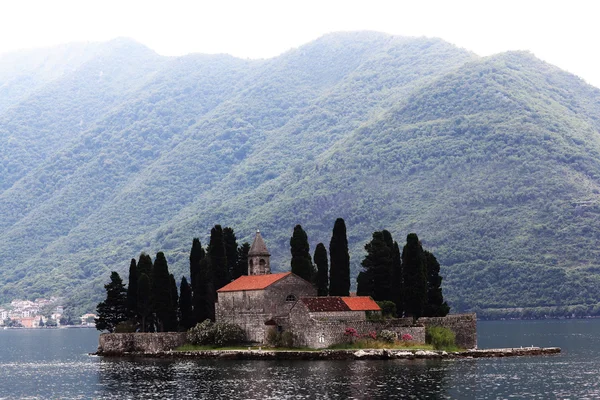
[1,31,599,318]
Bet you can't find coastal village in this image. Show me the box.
[0,297,96,328]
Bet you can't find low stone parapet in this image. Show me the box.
[97,332,187,355]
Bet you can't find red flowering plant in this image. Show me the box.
[344,327,359,338]
[362,331,377,340]
[401,333,414,342]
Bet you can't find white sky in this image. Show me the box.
[1,0,599,88]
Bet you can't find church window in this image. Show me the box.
[286,294,296,302]
[259,258,266,266]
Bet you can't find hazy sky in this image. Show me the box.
[1,0,599,88]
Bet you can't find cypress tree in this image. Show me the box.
[423,250,450,317]
[223,227,238,281]
[356,270,373,297]
[95,271,128,333]
[314,243,329,296]
[137,253,153,278]
[164,273,179,331]
[208,225,230,291]
[391,241,404,317]
[137,273,151,332]
[201,257,216,321]
[179,276,193,330]
[126,258,138,319]
[233,242,250,279]
[151,252,173,332]
[329,218,350,296]
[189,238,205,326]
[402,233,428,322]
[360,231,393,301]
[290,225,315,283]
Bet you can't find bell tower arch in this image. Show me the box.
[248,230,271,275]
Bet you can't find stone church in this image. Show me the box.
[215,230,428,348]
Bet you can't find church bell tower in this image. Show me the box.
[248,230,271,275]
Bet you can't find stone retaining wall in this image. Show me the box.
[419,314,477,349]
[97,332,187,355]
[97,347,561,360]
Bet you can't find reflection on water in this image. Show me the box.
[97,358,451,399]
[0,319,599,399]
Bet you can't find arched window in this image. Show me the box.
[286,294,296,302]
[259,258,266,266]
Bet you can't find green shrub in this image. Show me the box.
[266,330,295,348]
[266,329,280,346]
[187,320,245,346]
[187,320,215,345]
[426,326,456,350]
[376,301,397,318]
[377,330,397,343]
[114,320,137,333]
[213,322,245,346]
[280,331,294,347]
[366,311,383,321]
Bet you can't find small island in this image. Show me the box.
[95,223,560,359]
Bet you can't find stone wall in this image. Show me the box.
[285,303,426,348]
[97,332,187,355]
[215,274,317,343]
[309,310,366,321]
[294,319,426,349]
[419,314,477,349]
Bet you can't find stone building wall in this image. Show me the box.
[215,274,316,343]
[264,274,316,316]
[285,302,426,348]
[419,313,477,349]
[97,332,187,354]
[309,310,366,321]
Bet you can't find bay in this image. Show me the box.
[0,319,598,399]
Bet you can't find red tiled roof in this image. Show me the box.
[301,297,350,312]
[300,296,381,312]
[217,272,291,292]
[342,296,381,311]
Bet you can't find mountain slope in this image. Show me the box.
[0,33,599,318]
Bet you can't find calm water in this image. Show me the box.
[0,320,599,399]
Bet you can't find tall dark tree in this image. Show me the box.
[137,273,151,332]
[290,225,315,283]
[137,253,153,278]
[233,242,250,279]
[151,252,174,332]
[164,273,179,331]
[223,227,239,281]
[200,257,216,321]
[391,241,404,317]
[189,238,206,326]
[356,271,372,297]
[126,258,138,319]
[314,243,329,296]
[402,233,428,322]
[208,225,230,291]
[423,250,450,317]
[95,272,128,332]
[360,231,393,301]
[329,218,350,296]
[179,276,193,330]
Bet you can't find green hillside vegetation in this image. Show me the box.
[0,32,599,319]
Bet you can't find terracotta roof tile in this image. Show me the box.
[301,297,350,312]
[342,296,381,311]
[217,272,290,292]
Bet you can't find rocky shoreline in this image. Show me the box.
[95,346,560,360]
